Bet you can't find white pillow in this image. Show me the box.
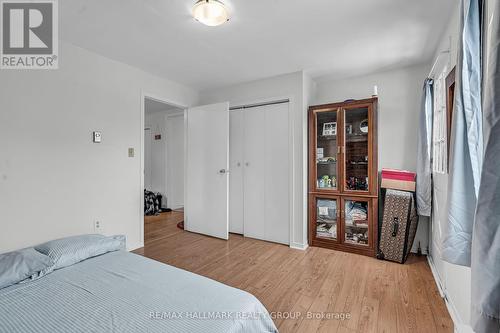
[35,234,126,275]
[0,248,53,289]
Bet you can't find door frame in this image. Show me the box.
[140,92,187,247]
[228,95,295,247]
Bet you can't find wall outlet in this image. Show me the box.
[94,220,103,233]
[92,131,102,143]
[128,148,135,157]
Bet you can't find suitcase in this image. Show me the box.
[377,189,418,263]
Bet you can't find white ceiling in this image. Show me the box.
[60,0,456,90]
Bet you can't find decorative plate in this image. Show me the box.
[360,119,368,133]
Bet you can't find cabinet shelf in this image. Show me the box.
[345,221,369,228]
[318,135,337,140]
[308,98,378,257]
[317,220,337,224]
[345,240,369,246]
[317,235,337,240]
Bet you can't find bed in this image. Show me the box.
[0,245,277,333]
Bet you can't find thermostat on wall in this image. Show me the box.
[93,131,102,143]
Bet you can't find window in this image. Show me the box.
[432,67,448,174]
[445,67,456,159]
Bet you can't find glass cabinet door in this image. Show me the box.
[343,199,370,246]
[315,110,339,191]
[343,107,369,192]
[315,197,338,240]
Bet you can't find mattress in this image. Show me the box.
[0,251,277,333]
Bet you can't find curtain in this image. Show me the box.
[471,0,500,331]
[416,79,433,217]
[442,0,484,267]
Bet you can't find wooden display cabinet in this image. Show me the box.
[308,98,378,257]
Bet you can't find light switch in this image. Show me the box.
[128,148,135,157]
[93,131,102,143]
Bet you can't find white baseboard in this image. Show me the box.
[427,255,474,333]
[128,242,144,252]
[290,243,309,250]
[427,255,445,297]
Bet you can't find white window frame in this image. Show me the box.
[432,67,448,174]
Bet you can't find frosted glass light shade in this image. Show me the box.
[192,0,229,26]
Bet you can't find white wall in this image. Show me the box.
[427,3,474,332]
[314,64,430,253]
[199,71,309,249]
[145,112,167,202]
[166,114,185,209]
[0,41,198,253]
[144,111,185,209]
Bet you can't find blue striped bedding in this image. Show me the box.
[0,251,277,333]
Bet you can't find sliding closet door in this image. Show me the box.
[264,103,290,244]
[242,102,290,245]
[229,110,244,234]
[243,107,266,240]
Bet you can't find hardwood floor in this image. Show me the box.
[137,211,453,333]
[144,210,184,244]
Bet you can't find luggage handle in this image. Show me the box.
[391,217,399,237]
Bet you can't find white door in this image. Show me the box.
[243,107,266,240]
[144,128,152,190]
[264,103,290,244]
[185,102,230,240]
[241,103,290,245]
[229,110,244,234]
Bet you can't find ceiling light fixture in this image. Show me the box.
[192,0,229,27]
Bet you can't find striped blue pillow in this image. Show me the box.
[0,248,54,289]
[35,234,126,274]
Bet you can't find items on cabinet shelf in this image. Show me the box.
[317,199,337,219]
[346,201,368,220]
[345,231,369,245]
[317,223,337,239]
[346,176,368,191]
[322,122,337,136]
[316,199,337,239]
[360,119,369,133]
[317,156,337,164]
[308,97,378,257]
[318,175,337,189]
[345,200,369,245]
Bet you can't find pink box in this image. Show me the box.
[381,168,416,182]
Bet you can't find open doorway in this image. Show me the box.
[143,96,185,244]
